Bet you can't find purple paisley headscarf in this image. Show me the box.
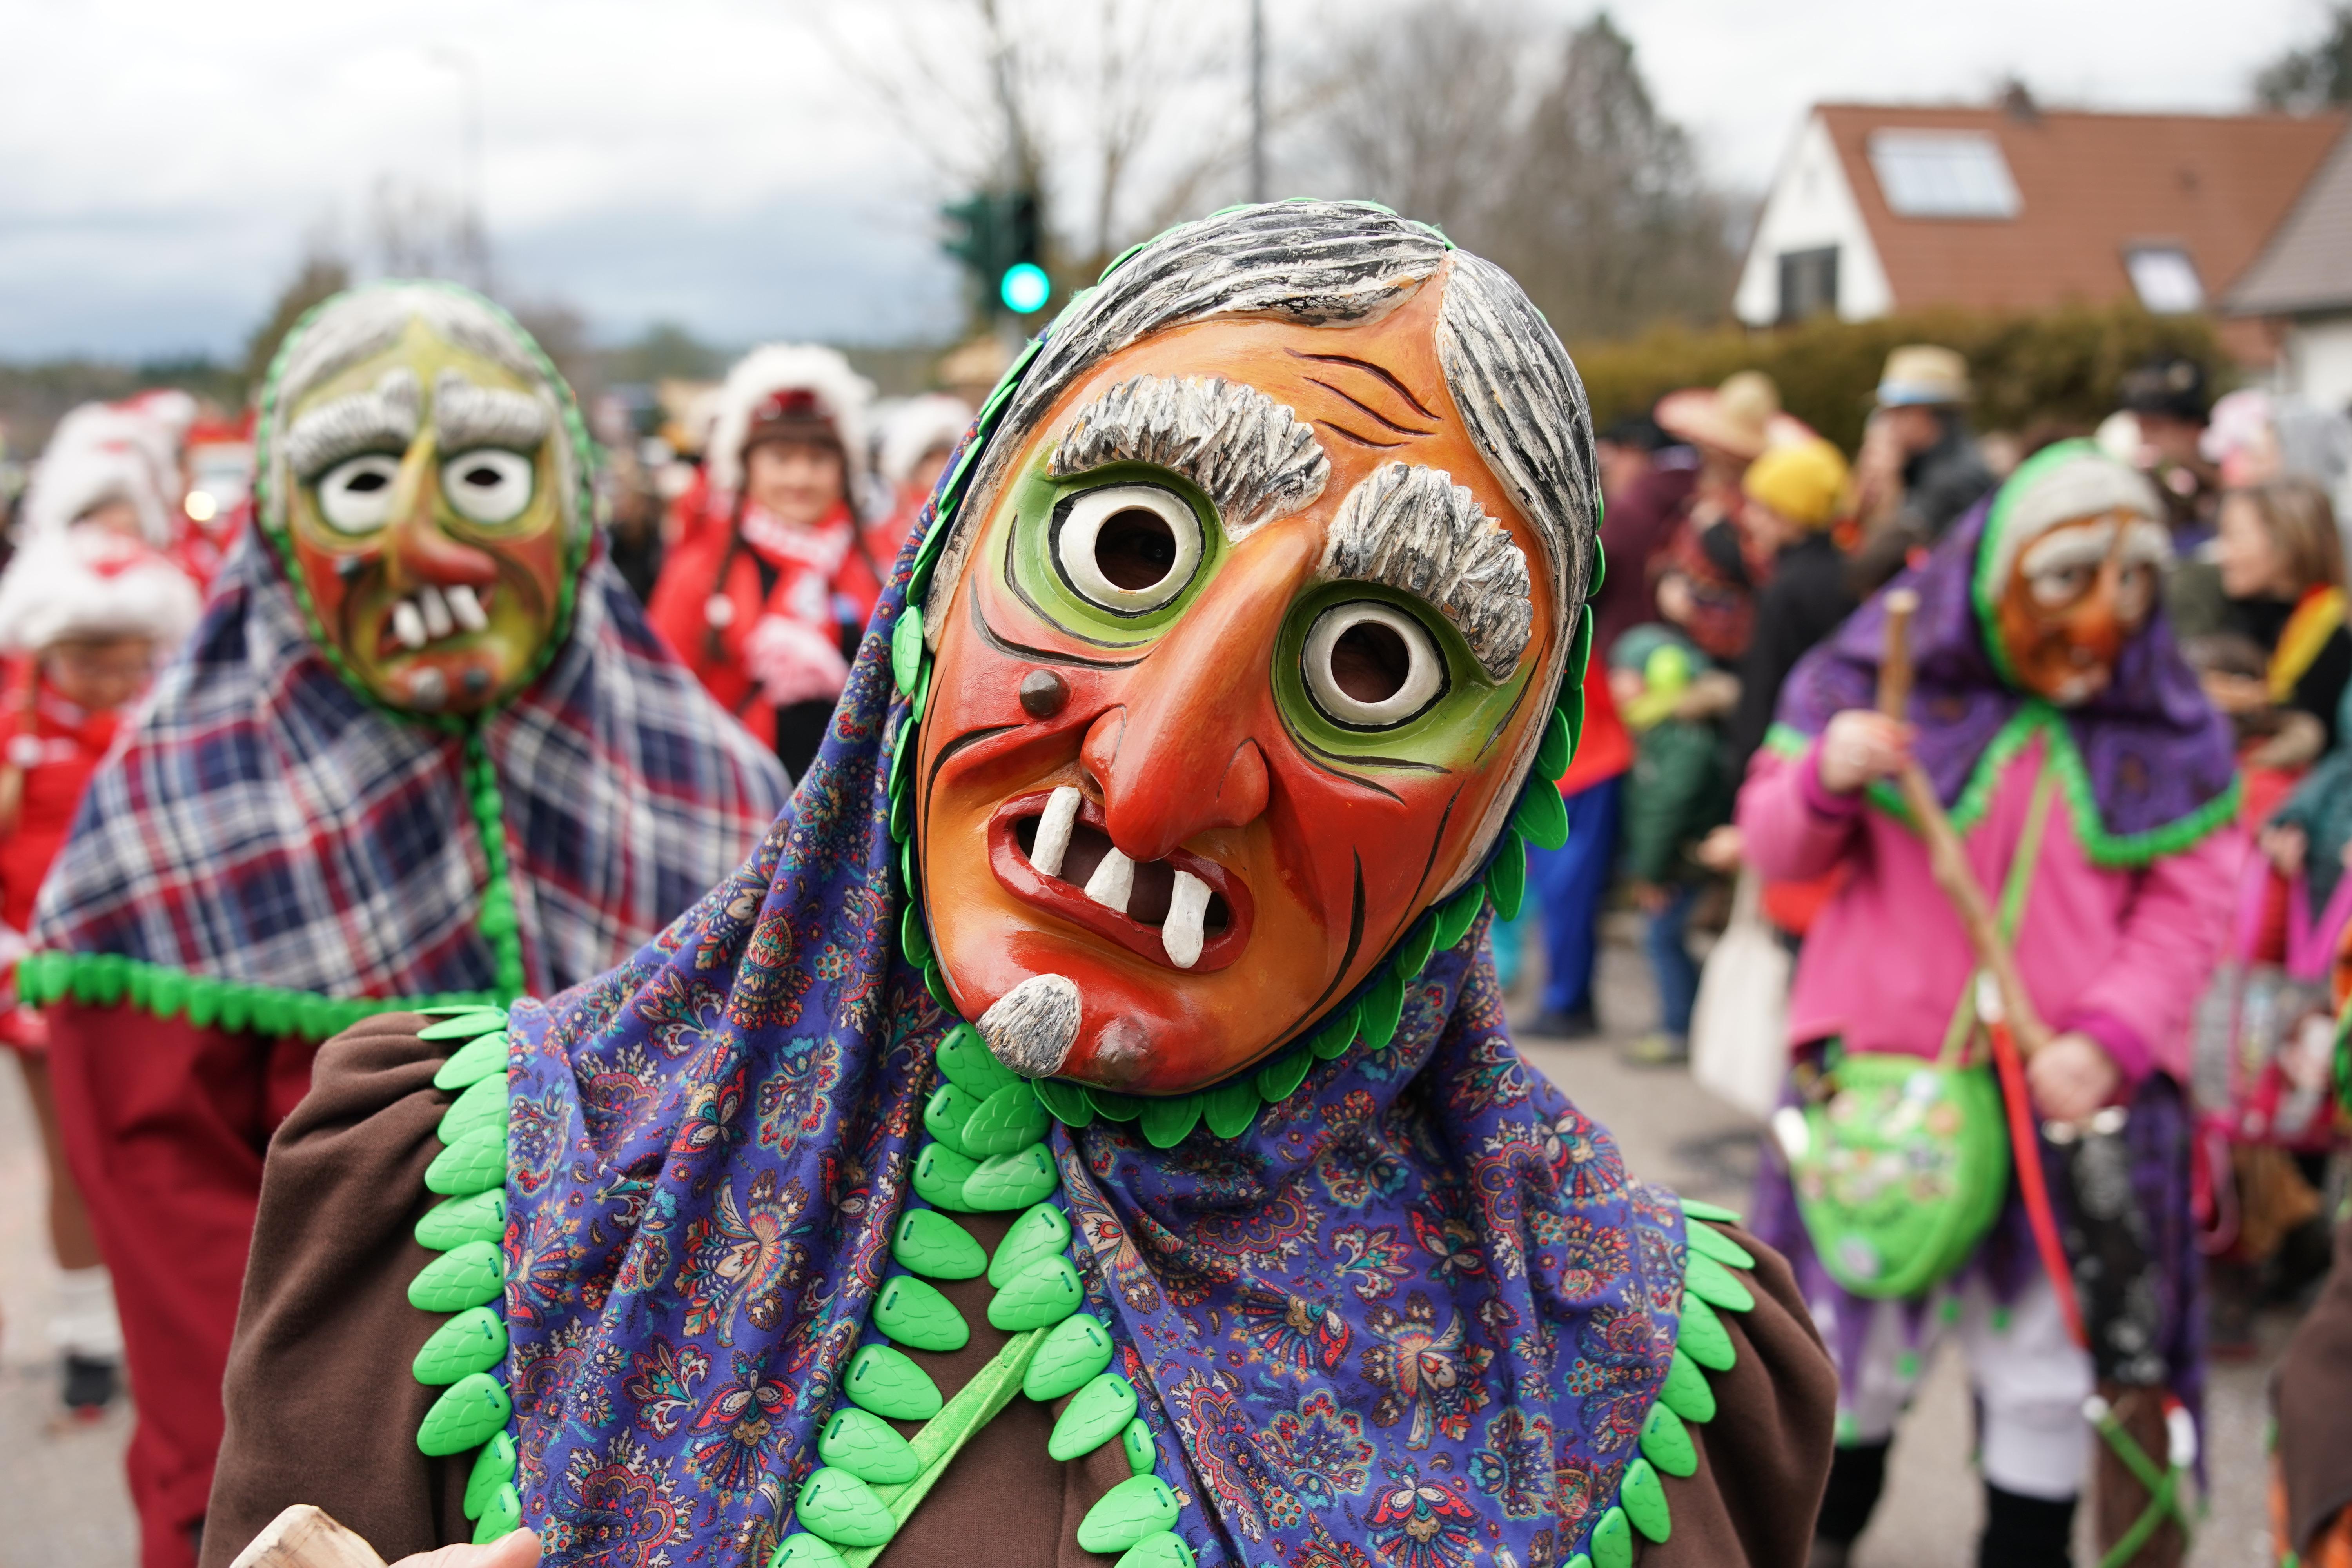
[496,484,1688,1568]
[1774,444,2236,862]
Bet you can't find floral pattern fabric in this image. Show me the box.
[500,488,1688,1568]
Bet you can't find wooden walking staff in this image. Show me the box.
[1875,588,2089,1350]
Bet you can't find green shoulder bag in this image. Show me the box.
[1784,767,2057,1299]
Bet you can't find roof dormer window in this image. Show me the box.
[1867,130,2022,219]
[2123,245,2204,312]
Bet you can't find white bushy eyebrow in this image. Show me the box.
[1318,461,1532,681]
[1046,373,1328,539]
[283,368,420,478]
[432,368,548,452]
[2020,517,2171,579]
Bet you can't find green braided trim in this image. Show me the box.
[406,1008,521,1544]
[1761,706,2240,869]
[463,730,528,1000]
[250,279,593,737]
[1563,1194,1756,1568]
[15,951,494,1040]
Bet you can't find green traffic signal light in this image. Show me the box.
[1000,262,1050,314]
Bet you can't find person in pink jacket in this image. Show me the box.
[1739,441,2241,1568]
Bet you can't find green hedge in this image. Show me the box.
[1569,305,2234,454]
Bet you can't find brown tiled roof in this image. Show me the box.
[1817,103,2346,313]
[2230,125,2352,314]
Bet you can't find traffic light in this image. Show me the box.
[941,189,1049,319]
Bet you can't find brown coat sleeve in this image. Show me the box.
[1644,1223,1838,1568]
[199,1013,470,1568]
[2277,1217,2352,1555]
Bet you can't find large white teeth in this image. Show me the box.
[1163,869,1211,969]
[390,600,428,650]
[417,586,454,640]
[1082,847,1134,915]
[446,584,488,632]
[1030,786,1082,880]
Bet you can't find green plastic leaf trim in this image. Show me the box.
[1486,828,1528,920]
[1677,1196,1744,1226]
[891,606,926,695]
[1534,706,1571,781]
[1359,967,1406,1049]
[988,1203,1072,1287]
[1048,1372,1138,1461]
[1254,1049,1313,1104]
[1032,1077,1096,1128]
[1140,1095,1202,1149]
[1432,889,1485,954]
[1390,915,1439,979]
[14,951,497,1042]
[1514,779,1570,851]
[1686,1223,1756,1270]
[1201,1078,1263,1137]
[1310,1002,1361,1060]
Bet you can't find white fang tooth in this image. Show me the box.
[1083,847,1134,915]
[417,585,455,640]
[391,599,428,650]
[446,584,489,632]
[1163,869,1210,970]
[1031,786,1083,880]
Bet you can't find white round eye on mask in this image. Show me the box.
[1052,484,1203,614]
[441,449,535,526]
[314,454,402,534]
[1304,601,1447,728]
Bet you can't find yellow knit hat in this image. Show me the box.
[1743,438,1851,530]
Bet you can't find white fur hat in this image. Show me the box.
[23,399,194,548]
[0,522,203,654]
[878,394,975,487]
[705,345,875,497]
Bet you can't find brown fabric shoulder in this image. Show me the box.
[1641,1221,1839,1568]
[2276,1217,2352,1555]
[200,1014,470,1567]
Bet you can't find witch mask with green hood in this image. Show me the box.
[390,205,1771,1568]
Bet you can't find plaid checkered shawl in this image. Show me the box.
[33,534,790,1000]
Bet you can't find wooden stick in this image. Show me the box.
[229,1506,389,1568]
[1876,591,2053,1053]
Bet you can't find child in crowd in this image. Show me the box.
[1610,624,1733,1065]
[0,522,199,1415]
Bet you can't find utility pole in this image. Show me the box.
[1249,0,1267,203]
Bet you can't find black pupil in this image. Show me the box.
[1094,508,1178,591]
[346,470,388,493]
[462,465,501,488]
[1331,621,1410,704]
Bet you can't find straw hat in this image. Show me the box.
[1654,370,1781,462]
[1875,345,1972,408]
[1743,438,1852,530]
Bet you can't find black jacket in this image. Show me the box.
[1727,532,1858,779]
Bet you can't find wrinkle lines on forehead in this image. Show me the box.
[434,368,550,453]
[1046,373,1328,540]
[1289,348,1441,450]
[283,367,420,479]
[1319,462,1533,681]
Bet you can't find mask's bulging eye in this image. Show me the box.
[314,454,402,534]
[1052,484,1203,614]
[442,449,535,525]
[1305,601,1447,729]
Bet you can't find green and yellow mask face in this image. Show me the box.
[276,316,568,714]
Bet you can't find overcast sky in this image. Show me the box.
[0,0,2331,361]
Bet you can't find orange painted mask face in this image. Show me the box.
[1993,508,2165,706]
[916,279,1565,1096]
[280,319,567,714]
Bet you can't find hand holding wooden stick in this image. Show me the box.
[230,1505,540,1568]
[1875,589,2053,1054]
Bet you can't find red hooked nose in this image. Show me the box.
[1080,532,1308,862]
[385,444,499,590]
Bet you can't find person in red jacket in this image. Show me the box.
[647,345,883,777]
[0,522,200,1417]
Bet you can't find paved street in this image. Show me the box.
[0,923,2290,1566]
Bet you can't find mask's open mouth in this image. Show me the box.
[374,584,492,659]
[985,788,1252,973]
